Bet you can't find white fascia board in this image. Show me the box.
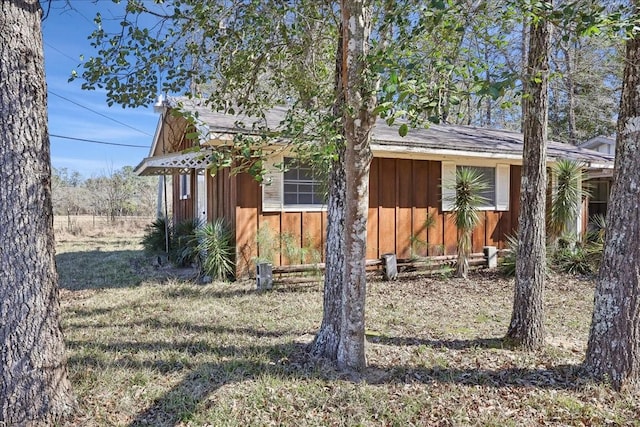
[371,145,522,164]
[147,111,165,157]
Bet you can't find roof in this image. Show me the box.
[136,97,614,175]
[578,135,616,150]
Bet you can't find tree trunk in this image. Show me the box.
[584,22,640,391]
[335,0,376,372]
[311,18,347,361]
[561,44,578,144]
[311,145,346,360]
[506,2,551,351]
[312,0,375,372]
[0,0,75,424]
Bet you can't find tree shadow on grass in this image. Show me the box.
[63,329,589,427]
[366,334,508,350]
[56,250,145,290]
[368,362,584,390]
[115,341,584,426]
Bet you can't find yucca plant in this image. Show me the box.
[499,233,519,277]
[449,167,488,278]
[171,218,202,267]
[549,159,588,247]
[141,217,170,253]
[196,219,235,281]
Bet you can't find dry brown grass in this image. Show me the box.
[54,214,153,240]
[55,225,640,426]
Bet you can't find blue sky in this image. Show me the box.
[42,1,158,179]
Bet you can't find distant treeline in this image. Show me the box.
[52,166,165,219]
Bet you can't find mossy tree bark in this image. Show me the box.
[506,1,551,351]
[312,0,376,372]
[584,9,640,390]
[0,1,75,424]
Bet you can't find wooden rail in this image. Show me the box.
[255,247,505,288]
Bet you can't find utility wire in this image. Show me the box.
[50,134,149,148]
[44,41,78,63]
[48,90,154,137]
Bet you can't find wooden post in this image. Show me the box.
[382,253,398,281]
[256,263,273,290]
[483,246,498,269]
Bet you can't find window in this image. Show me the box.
[283,158,324,206]
[262,155,326,212]
[456,165,496,208]
[179,174,191,200]
[442,162,510,211]
[588,179,609,218]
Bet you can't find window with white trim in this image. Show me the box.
[442,162,510,211]
[262,155,326,212]
[457,165,496,208]
[283,158,324,206]
[179,174,191,200]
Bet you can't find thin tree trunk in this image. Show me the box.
[0,0,75,424]
[561,43,578,144]
[334,0,376,372]
[311,146,346,359]
[506,2,551,350]
[311,18,347,360]
[520,13,528,132]
[312,0,377,372]
[584,22,640,391]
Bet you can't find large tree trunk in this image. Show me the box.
[0,1,75,424]
[506,2,551,351]
[584,19,640,391]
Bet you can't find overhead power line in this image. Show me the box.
[48,90,154,137]
[50,134,150,148]
[43,41,78,63]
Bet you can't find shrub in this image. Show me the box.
[171,218,201,267]
[551,243,602,275]
[449,167,488,278]
[499,234,518,277]
[196,219,235,281]
[141,217,170,253]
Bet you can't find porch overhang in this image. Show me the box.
[134,150,217,176]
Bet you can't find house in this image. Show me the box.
[579,135,616,219]
[135,98,614,277]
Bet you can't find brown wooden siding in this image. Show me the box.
[172,172,195,225]
[228,159,523,275]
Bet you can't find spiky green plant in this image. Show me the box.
[499,234,519,277]
[549,160,587,245]
[196,219,235,281]
[171,218,202,267]
[586,213,606,244]
[141,217,170,253]
[450,167,488,278]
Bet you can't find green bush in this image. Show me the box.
[171,218,202,267]
[499,234,518,277]
[196,219,235,281]
[141,217,170,253]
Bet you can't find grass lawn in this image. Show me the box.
[55,220,640,426]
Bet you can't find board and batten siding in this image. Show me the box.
[232,157,521,277]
